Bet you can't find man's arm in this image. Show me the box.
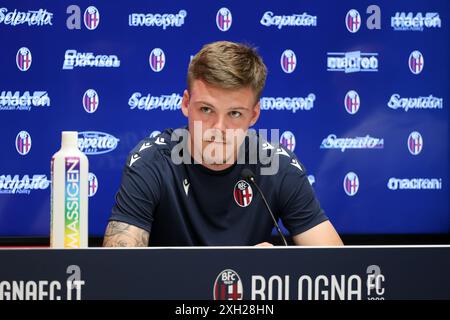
[292,220,343,246]
[103,221,149,247]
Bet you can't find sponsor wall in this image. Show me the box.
[0,0,448,237]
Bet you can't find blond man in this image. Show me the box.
[104,41,343,247]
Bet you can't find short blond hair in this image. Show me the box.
[187,41,267,102]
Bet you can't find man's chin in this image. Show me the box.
[202,156,236,166]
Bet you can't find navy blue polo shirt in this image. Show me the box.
[109,128,328,246]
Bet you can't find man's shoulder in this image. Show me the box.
[252,134,306,178]
[276,146,306,175]
[126,128,176,168]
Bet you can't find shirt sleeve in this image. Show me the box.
[277,158,329,237]
[109,145,163,233]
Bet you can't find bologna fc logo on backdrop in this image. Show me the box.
[16,47,32,71]
[216,7,232,32]
[88,172,98,197]
[343,172,359,196]
[15,130,32,156]
[407,131,423,155]
[84,6,100,30]
[213,269,243,300]
[344,90,360,115]
[233,180,253,207]
[346,9,361,33]
[82,89,99,113]
[149,48,166,72]
[280,49,297,73]
[409,50,424,74]
[280,131,296,152]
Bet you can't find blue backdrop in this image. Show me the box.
[0,0,448,237]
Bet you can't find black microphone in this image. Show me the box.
[241,168,288,246]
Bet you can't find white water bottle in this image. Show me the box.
[50,131,89,248]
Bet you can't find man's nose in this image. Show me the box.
[211,114,227,134]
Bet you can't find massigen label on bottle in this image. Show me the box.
[64,156,81,248]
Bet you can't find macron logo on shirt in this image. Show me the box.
[129,154,141,166]
[183,178,190,196]
[155,137,166,145]
[275,147,290,157]
[290,159,303,171]
[139,142,152,152]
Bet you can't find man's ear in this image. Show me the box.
[181,89,189,118]
[250,101,260,127]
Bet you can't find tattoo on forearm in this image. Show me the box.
[103,221,149,247]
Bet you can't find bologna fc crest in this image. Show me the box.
[213,269,243,300]
[84,6,100,30]
[344,90,360,115]
[280,131,296,152]
[280,49,297,73]
[88,172,98,197]
[346,9,361,33]
[82,89,99,113]
[15,130,32,156]
[216,7,232,32]
[343,172,359,196]
[409,50,424,75]
[149,48,166,72]
[407,131,423,155]
[233,180,253,207]
[16,47,32,71]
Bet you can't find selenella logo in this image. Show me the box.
[78,131,120,155]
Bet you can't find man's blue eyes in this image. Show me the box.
[230,111,242,118]
[200,106,211,114]
[200,107,241,118]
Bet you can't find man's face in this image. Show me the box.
[181,79,260,170]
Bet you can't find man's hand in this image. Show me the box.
[103,221,149,247]
[255,242,274,247]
